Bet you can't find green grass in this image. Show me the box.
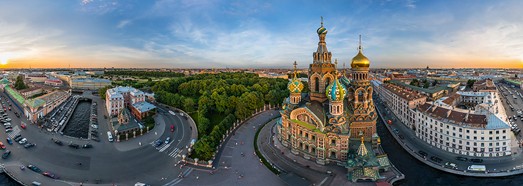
[291,119,316,130]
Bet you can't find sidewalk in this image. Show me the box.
[112,114,165,152]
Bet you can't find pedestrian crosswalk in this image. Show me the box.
[163,168,193,186]
[158,142,172,152]
[168,148,182,158]
[7,126,21,139]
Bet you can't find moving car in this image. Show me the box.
[24,143,36,148]
[165,137,171,144]
[2,150,11,159]
[0,142,5,149]
[21,123,26,129]
[171,125,175,132]
[42,172,59,179]
[154,139,162,147]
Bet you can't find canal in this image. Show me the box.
[377,115,519,185]
[62,100,91,138]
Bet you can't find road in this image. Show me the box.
[176,110,285,186]
[0,91,194,185]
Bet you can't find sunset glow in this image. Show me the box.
[0,1,522,68]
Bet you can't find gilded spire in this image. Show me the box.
[358,34,362,51]
[293,61,298,79]
[357,136,368,157]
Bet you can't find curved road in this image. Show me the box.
[176,110,285,186]
[0,92,194,185]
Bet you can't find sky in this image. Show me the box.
[0,0,522,69]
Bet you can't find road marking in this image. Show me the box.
[168,148,180,157]
[159,142,173,152]
[163,168,193,186]
[318,177,328,186]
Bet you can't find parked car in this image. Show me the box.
[470,158,483,163]
[430,156,442,163]
[0,142,5,149]
[14,134,22,141]
[2,150,10,159]
[6,138,12,145]
[52,138,63,146]
[28,165,42,173]
[444,162,457,169]
[68,143,79,149]
[5,129,12,133]
[21,123,26,129]
[418,150,428,157]
[18,138,28,145]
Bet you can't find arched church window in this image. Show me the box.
[358,90,364,102]
[314,77,320,92]
[325,77,331,88]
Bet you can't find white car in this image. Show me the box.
[19,138,27,144]
[91,125,98,129]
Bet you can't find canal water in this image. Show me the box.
[62,100,91,138]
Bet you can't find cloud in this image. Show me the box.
[405,0,416,9]
[117,20,131,28]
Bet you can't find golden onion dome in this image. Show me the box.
[326,77,346,101]
[351,50,370,68]
[288,78,304,93]
[351,35,370,68]
[288,61,304,93]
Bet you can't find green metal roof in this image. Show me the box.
[5,86,25,104]
[25,98,46,108]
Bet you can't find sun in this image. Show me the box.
[0,56,8,65]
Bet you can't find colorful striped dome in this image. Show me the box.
[326,77,346,101]
[317,26,328,35]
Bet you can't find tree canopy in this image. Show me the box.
[152,72,289,160]
[14,75,28,90]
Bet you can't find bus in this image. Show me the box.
[107,131,114,142]
[467,165,486,172]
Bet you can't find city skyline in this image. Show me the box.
[1,0,523,69]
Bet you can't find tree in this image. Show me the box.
[192,137,214,160]
[432,80,438,86]
[14,76,28,90]
[409,79,419,87]
[423,81,430,88]
[98,85,113,98]
[466,79,476,88]
[182,98,195,112]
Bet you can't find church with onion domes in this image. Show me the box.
[277,18,391,182]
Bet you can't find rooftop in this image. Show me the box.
[382,83,426,101]
[132,101,156,113]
